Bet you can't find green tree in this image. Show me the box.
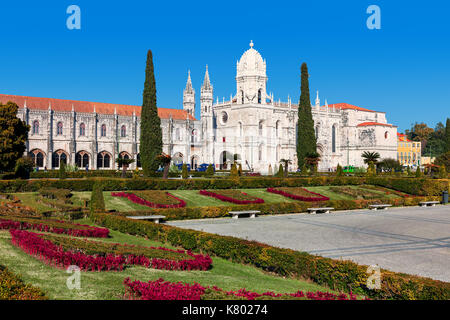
[378,158,402,173]
[140,50,163,177]
[434,151,450,171]
[415,166,422,178]
[296,63,317,169]
[116,157,135,178]
[438,165,447,179]
[238,163,243,176]
[304,152,320,174]
[276,162,284,177]
[336,163,343,176]
[0,102,30,173]
[14,156,34,179]
[230,163,238,178]
[205,164,214,177]
[406,166,411,176]
[366,162,376,176]
[58,161,67,179]
[181,163,189,179]
[90,181,105,214]
[361,151,380,165]
[445,118,450,153]
[279,159,292,178]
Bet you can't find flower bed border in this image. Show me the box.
[123,277,361,301]
[0,216,109,238]
[10,230,212,272]
[266,187,330,202]
[199,190,264,205]
[111,191,186,208]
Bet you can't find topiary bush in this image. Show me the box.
[181,164,188,179]
[90,181,105,214]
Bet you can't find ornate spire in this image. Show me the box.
[315,91,320,107]
[184,70,194,94]
[202,65,212,90]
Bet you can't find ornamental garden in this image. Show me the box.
[1,51,449,301]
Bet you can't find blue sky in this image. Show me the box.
[0,0,448,132]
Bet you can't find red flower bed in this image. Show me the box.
[267,187,329,202]
[123,278,363,300]
[199,190,264,205]
[111,192,186,208]
[0,216,109,238]
[10,230,211,272]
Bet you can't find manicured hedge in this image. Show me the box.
[113,195,440,221]
[0,264,47,300]
[90,212,450,300]
[1,177,447,195]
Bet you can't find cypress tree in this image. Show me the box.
[276,163,284,177]
[336,163,343,176]
[445,118,450,153]
[181,163,188,179]
[205,164,214,177]
[59,161,67,179]
[90,181,105,213]
[297,63,317,169]
[140,50,162,177]
[415,166,422,178]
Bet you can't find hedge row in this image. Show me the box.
[89,212,450,300]
[112,196,441,221]
[1,177,448,195]
[0,265,47,300]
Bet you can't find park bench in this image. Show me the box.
[369,204,392,210]
[307,207,334,214]
[419,201,440,207]
[126,215,166,224]
[229,210,260,219]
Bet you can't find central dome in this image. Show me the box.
[236,41,266,77]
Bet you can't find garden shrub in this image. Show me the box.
[90,181,105,213]
[181,164,188,179]
[0,265,47,300]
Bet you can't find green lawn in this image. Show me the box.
[12,192,54,213]
[0,219,335,300]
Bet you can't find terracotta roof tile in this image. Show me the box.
[0,94,197,121]
[323,103,376,113]
[357,122,393,127]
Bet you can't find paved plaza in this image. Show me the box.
[169,205,450,282]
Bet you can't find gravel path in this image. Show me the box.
[169,205,450,282]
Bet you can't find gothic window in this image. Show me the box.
[239,122,243,137]
[121,125,126,137]
[56,122,63,135]
[241,90,244,104]
[101,124,107,137]
[52,150,68,168]
[258,89,262,104]
[315,125,319,139]
[76,151,90,168]
[331,125,336,153]
[191,129,197,143]
[176,128,180,141]
[276,144,281,161]
[258,144,263,161]
[32,120,39,134]
[384,131,388,139]
[29,150,44,167]
[259,121,264,136]
[97,152,111,168]
[276,121,281,137]
[79,123,86,136]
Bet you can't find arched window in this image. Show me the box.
[29,150,45,167]
[32,120,39,134]
[101,124,106,137]
[56,122,63,135]
[384,131,389,139]
[241,90,244,104]
[52,150,68,168]
[97,152,111,168]
[121,125,126,137]
[315,125,319,139]
[75,151,89,168]
[258,89,262,104]
[259,121,263,136]
[258,144,263,161]
[239,122,243,137]
[79,123,86,136]
[276,144,281,161]
[176,128,180,141]
[191,129,197,143]
[331,125,336,153]
[276,121,280,137]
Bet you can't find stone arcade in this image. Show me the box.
[0,41,397,173]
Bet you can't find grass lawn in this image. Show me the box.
[0,218,335,300]
[305,185,403,201]
[12,192,54,213]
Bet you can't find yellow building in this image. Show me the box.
[397,133,421,167]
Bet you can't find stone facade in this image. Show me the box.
[0,41,398,173]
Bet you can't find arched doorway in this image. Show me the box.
[219,151,233,170]
[75,151,90,169]
[52,150,69,168]
[29,149,45,168]
[191,155,199,170]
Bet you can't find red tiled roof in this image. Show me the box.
[0,94,197,121]
[397,133,411,142]
[323,103,376,113]
[357,122,393,127]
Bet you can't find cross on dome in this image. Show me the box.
[250,40,254,48]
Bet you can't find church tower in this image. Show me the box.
[200,65,214,164]
[183,70,195,116]
[236,41,268,105]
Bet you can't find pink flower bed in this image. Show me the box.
[266,187,330,202]
[111,192,186,208]
[199,190,264,205]
[123,278,363,300]
[0,218,109,238]
[10,230,212,272]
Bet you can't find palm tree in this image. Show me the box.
[361,151,380,165]
[116,157,135,178]
[304,152,321,173]
[156,153,172,179]
[279,159,292,177]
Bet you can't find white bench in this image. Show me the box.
[229,210,260,219]
[419,201,440,207]
[307,207,334,214]
[369,204,392,210]
[126,215,166,223]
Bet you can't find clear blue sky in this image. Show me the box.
[0,0,448,132]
